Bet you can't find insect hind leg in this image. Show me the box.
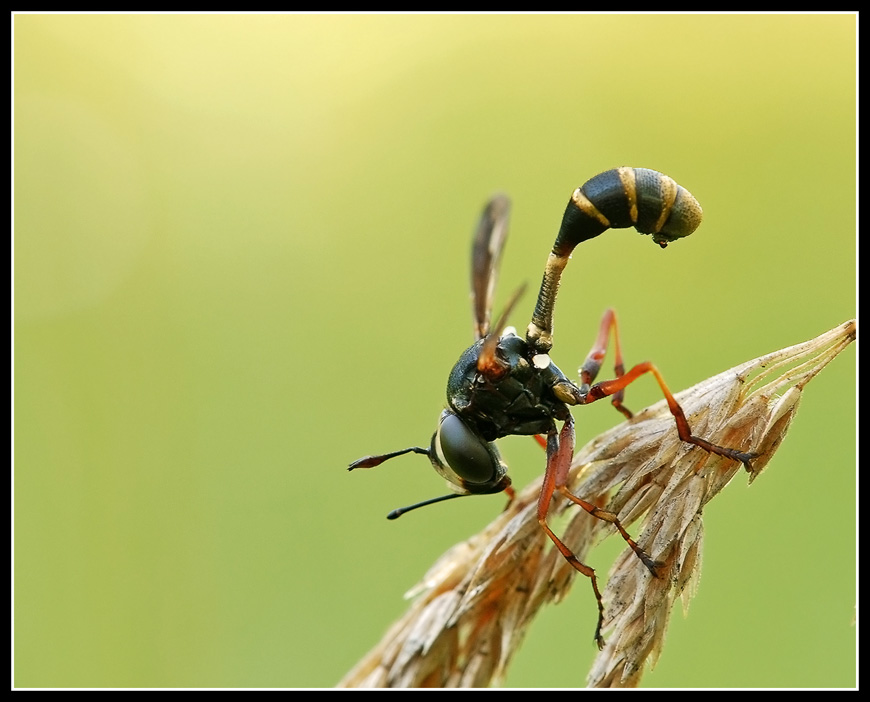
[582,361,758,468]
[578,307,632,420]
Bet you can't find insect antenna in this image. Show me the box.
[387,493,466,519]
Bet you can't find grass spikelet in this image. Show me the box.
[338,320,855,689]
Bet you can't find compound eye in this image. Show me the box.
[436,413,498,485]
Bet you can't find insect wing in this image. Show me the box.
[471,194,511,341]
[476,281,527,378]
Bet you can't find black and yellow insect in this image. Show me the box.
[349,167,755,649]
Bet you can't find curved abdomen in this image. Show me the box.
[528,167,703,353]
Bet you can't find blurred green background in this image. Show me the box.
[14,14,855,689]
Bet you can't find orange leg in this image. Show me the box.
[536,414,659,649]
[557,488,663,576]
[538,311,755,646]
[536,416,606,649]
[579,308,632,419]
[582,361,757,466]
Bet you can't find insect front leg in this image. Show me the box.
[535,415,607,650]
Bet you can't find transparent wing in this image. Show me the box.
[476,282,527,378]
[470,194,511,341]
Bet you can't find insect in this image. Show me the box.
[349,167,756,649]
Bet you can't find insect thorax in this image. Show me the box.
[446,333,572,441]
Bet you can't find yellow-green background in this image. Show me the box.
[14,14,856,689]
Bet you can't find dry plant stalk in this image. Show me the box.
[338,320,856,689]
